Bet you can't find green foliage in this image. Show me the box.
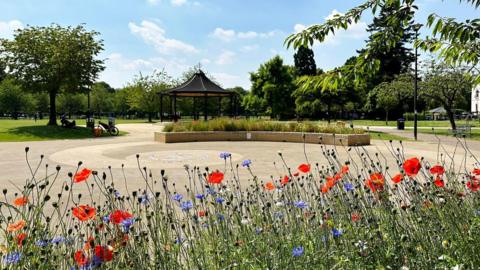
[57,93,87,117]
[293,46,317,76]
[163,118,365,134]
[285,0,480,89]
[91,82,114,114]
[125,70,173,122]
[0,78,32,119]
[420,62,473,130]
[249,56,296,119]
[0,24,105,125]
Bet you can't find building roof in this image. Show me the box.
[163,70,234,97]
[429,107,447,114]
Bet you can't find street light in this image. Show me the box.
[413,23,423,141]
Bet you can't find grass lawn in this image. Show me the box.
[0,118,137,142]
[350,119,480,127]
[369,131,411,141]
[417,128,480,140]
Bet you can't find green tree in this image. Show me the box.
[91,82,114,115]
[0,24,104,125]
[113,88,131,118]
[242,94,267,117]
[285,0,480,88]
[33,93,49,119]
[421,62,473,130]
[249,56,296,119]
[126,70,173,122]
[294,46,317,76]
[0,78,31,119]
[57,93,87,118]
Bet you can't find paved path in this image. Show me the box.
[1,123,480,200]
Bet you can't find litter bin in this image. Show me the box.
[397,118,405,130]
[86,118,95,129]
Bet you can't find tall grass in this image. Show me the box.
[163,118,364,134]
[0,139,479,269]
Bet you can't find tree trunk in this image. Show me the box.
[48,91,57,126]
[385,110,389,126]
[148,112,153,123]
[446,109,456,130]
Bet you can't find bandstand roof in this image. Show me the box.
[162,70,234,97]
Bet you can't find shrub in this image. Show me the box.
[163,118,364,134]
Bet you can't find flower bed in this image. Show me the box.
[1,145,479,269]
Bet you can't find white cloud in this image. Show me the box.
[0,20,23,39]
[200,58,211,64]
[293,9,367,47]
[147,0,160,5]
[241,45,259,52]
[216,50,235,65]
[212,72,249,88]
[100,53,189,88]
[171,0,187,6]
[129,20,198,54]
[210,28,280,42]
[210,28,236,42]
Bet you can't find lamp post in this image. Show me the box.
[413,23,423,141]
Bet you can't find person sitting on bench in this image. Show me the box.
[60,113,76,128]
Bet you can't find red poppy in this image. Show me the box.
[429,165,445,175]
[298,164,311,173]
[281,175,289,186]
[198,210,206,217]
[109,210,133,224]
[74,250,88,266]
[351,212,361,222]
[16,232,26,246]
[293,172,300,177]
[403,158,421,177]
[334,173,343,181]
[473,168,480,175]
[391,173,403,184]
[321,185,330,193]
[74,168,92,183]
[467,178,480,192]
[207,171,224,184]
[84,236,95,251]
[326,178,336,188]
[72,205,96,221]
[365,173,385,192]
[13,197,28,206]
[434,177,445,188]
[95,245,113,262]
[7,220,26,233]
[264,182,275,191]
[341,165,349,174]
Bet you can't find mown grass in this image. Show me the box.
[164,118,365,134]
[0,119,132,141]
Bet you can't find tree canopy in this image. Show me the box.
[0,24,105,125]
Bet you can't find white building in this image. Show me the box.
[472,85,480,115]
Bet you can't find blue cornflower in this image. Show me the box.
[332,228,343,238]
[35,240,49,247]
[274,212,284,219]
[51,236,65,244]
[3,252,21,264]
[180,201,193,211]
[102,215,110,223]
[217,214,225,221]
[121,218,135,233]
[219,152,231,160]
[114,190,121,198]
[202,223,209,228]
[242,159,252,168]
[139,193,153,205]
[255,227,263,234]
[174,237,184,244]
[292,246,304,257]
[215,197,225,204]
[172,194,183,202]
[195,194,205,200]
[344,182,354,192]
[294,201,308,209]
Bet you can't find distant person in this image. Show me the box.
[34,113,37,122]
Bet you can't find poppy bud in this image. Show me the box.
[2,189,7,195]
[25,147,29,153]
[136,154,140,159]
[78,161,83,166]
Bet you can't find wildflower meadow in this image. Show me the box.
[1,139,480,269]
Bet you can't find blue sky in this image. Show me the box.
[0,0,477,89]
